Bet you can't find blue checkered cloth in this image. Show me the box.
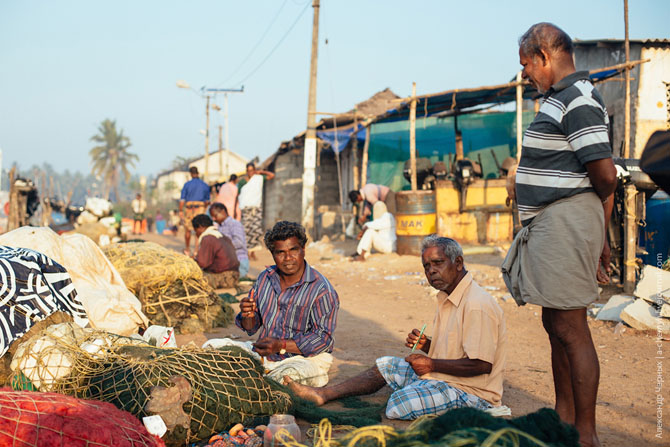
[376,356,491,420]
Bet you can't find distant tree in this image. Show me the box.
[89,119,139,202]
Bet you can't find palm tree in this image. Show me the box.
[89,119,139,202]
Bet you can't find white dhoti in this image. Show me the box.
[357,229,395,255]
[202,338,333,386]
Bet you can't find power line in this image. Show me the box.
[215,0,289,87]
[233,0,311,86]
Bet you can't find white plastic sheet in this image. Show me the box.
[0,227,148,335]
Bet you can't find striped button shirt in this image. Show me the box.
[235,262,339,361]
[516,71,612,226]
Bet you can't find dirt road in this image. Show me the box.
[145,232,664,446]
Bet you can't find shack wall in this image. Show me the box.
[634,46,670,155]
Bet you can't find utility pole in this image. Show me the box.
[301,0,320,237]
[218,124,224,180]
[202,87,244,181]
[224,93,230,178]
[204,95,211,181]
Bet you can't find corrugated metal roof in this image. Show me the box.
[574,38,670,45]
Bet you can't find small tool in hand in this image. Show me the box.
[410,323,427,354]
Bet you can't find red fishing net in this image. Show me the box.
[0,388,165,447]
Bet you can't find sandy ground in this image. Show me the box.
[141,230,666,447]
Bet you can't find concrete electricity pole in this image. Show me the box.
[301,0,320,237]
[204,95,211,180]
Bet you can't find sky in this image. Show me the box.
[1,0,668,177]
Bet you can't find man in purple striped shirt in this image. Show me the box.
[236,221,339,372]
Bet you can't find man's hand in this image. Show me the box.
[239,292,257,318]
[405,354,433,376]
[597,239,612,285]
[356,229,365,240]
[405,328,430,352]
[253,337,281,356]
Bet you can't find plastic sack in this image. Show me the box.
[0,227,148,335]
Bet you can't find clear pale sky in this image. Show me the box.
[1,0,667,176]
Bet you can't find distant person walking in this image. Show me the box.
[179,167,211,255]
[215,174,241,221]
[131,193,147,235]
[239,162,274,260]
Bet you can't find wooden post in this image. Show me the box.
[361,125,370,187]
[623,0,636,293]
[623,0,631,158]
[516,70,523,161]
[454,114,464,161]
[409,82,418,191]
[352,111,359,191]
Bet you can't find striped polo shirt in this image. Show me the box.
[235,261,339,361]
[516,71,612,226]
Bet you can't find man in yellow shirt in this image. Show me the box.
[287,235,506,419]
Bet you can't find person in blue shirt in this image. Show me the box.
[179,167,211,255]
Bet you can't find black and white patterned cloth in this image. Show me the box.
[0,246,88,357]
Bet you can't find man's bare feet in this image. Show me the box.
[352,254,365,262]
[284,376,327,406]
[249,251,258,261]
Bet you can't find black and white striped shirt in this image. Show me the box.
[516,71,612,226]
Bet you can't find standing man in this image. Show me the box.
[288,236,506,419]
[215,174,242,221]
[192,214,240,289]
[348,183,396,225]
[131,193,147,235]
[179,167,211,255]
[236,221,339,385]
[210,202,250,279]
[239,162,274,260]
[502,23,616,447]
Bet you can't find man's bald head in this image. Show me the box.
[519,22,573,62]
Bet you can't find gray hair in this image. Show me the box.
[421,235,463,262]
[519,22,573,60]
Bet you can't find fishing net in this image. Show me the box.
[10,323,292,446]
[283,407,579,447]
[0,388,165,447]
[103,242,234,333]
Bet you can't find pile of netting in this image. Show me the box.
[284,407,579,447]
[103,242,234,333]
[9,323,292,446]
[0,388,165,447]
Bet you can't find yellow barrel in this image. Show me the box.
[395,190,437,256]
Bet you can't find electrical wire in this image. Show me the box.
[215,0,289,87]
[233,0,311,86]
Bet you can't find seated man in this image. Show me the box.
[236,221,339,386]
[354,201,396,262]
[210,202,250,278]
[288,235,506,420]
[191,214,240,289]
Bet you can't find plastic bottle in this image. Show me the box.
[263,414,301,447]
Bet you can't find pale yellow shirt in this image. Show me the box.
[423,272,506,406]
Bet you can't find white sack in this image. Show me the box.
[0,226,148,335]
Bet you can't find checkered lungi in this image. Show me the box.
[241,206,263,250]
[183,202,207,233]
[376,356,491,420]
